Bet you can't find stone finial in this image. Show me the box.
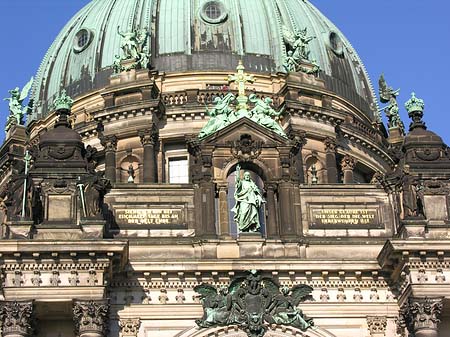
[0,300,34,336]
[405,92,424,114]
[73,299,109,337]
[52,89,74,111]
[399,297,443,335]
[119,318,141,337]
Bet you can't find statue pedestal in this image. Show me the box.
[238,232,263,240]
[80,219,106,239]
[388,126,404,144]
[7,220,34,239]
[399,219,428,239]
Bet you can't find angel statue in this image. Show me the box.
[282,25,315,62]
[266,285,314,330]
[117,26,140,60]
[4,77,34,131]
[249,94,287,138]
[379,74,405,133]
[198,93,235,139]
[116,26,150,71]
[194,284,232,327]
[231,165,265,233]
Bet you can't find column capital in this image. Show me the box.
[366,316,387,336]
[399,297,443,335]
[100,135,118,152]
[139,125,158,146]
[0,300,34,337]
[324,137,337,152]
[73,299,109,337]
[119,318,141,337]
[341,154,357,171]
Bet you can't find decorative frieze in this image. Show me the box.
[73,299,109,337]
[0,300,34,337]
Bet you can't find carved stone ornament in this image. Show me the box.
[100,135,118,152]
[340,154,357,171]
[324,137,337,152]
[230,134,263,162]
[194,270,314,337]
[366,316,387,336]
[73,299,109,336]
[139,125,158,146]
[399,297,443,334]
[0,300,34,337]
[119,318,141,337]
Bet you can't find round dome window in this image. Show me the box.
[328,31,344,56]
[73,28,93,53]
[200,1,228,24]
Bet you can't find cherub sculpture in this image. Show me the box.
[4,77,33,131]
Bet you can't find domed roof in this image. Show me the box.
[31,0,377,120]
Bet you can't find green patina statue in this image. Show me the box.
[379,74,405,134]
[282,26,319,75]
[231,165,265,233]
[115,26,150,72]
[198,62,287,140]
[4,77,34,132]
[195,270,314,337]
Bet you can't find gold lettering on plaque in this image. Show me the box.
[311,209,378,226]
[116,209,182,225]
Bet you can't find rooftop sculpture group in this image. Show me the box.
[3,77,34,132]
[195,270,314,337]
[198,62,286,140]
[379,74,405,134]
[282,26,320,75]
[114,26,150,73]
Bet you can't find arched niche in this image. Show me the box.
[174,325,337,337]
[304,154,325,184]
[225,162,267,237]
[118,154,141,183]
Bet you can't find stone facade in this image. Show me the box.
[0,2,449,337]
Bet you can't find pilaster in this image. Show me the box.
[324,137,338,183]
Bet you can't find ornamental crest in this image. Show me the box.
[194,270,314,337]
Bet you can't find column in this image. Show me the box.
[341,154,357,184]
[0,300,34,337]
[278,182,295,237]
[399,297,443,337]
[324,137,338,183]
[217,184,230,237]
[366,316,387,337]
[73,299,109,337]
[139,127,158,183]
[100,136,117,183]
[265,183,279,238]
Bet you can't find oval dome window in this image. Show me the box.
[328,31,344,56]
[73,28,93,53]
[200,1,228,24]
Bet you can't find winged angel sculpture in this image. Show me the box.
[379,74,405,133]
[4,77,33,131]
[282,26,319,75]
[195,270,313,337]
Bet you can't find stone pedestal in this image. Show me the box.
[80,219,106,238]
[0,300,34,337]
[399,219,427,238]
[7,220,34,239]
[73,299,109,337]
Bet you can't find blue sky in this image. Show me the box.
[0,0,449,144]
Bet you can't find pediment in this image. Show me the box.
[199,117,289,147]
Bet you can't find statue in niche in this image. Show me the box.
[249,94,286,138]
[379,74,405,133]
[231,165,265,233]
[82,172,110,218]
[198,93,235,139]
[127,164,135,183]
[400,167,425,219]
[3,77,33,131]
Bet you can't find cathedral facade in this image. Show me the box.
[0,1,449,337]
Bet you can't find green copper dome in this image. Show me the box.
[31,0,377,120]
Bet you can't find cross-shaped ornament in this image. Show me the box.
[227,60,255,97]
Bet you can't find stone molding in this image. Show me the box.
[73,299,109,336]
[399,297,443,334]
[0,300,34,337]
[119,318,141,337]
